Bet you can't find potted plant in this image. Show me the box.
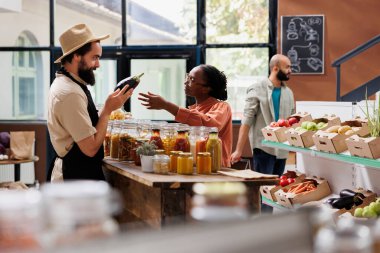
[136,141,157,172]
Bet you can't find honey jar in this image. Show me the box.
[177,152,193,175]
[196,152,211,174]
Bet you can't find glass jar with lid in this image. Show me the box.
[136,119,152,139]
[177,152,193,175]
[174,127,190,152]
[110,120,122,159]
[152,154,170,174]
[169,151,182,173]
[150,126,164,150]
[161,125,176,155]
[118,120,138,161]
[196,152,212,174]
[190,126,209,165]
[41,181,121,246]
[206,127,222,173]
[104,121,113,157]
[133,139,147,166]
[0,190,43,251]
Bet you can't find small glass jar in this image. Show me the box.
[0,190,43,251]
[161,125,176,155]
[196,152,212,174]
[110,120,122,159]
[150,127,164,149]
[118,121,138,161]
[155,149,166,155]
[177,152,193,175]
[152,154,170,174]
[174,129,190,152]
[104,121,113,157]
[169,151,182,173]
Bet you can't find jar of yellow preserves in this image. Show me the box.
[196,152,211,175]
[177,152,193,175]
[206,127,222,173]
[169,151,182,173]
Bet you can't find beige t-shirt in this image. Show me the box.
[48,73,97,158]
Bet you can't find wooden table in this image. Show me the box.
[103,158,278,229]
[0,157,39,181]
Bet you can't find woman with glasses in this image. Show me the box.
[138,64,232,167]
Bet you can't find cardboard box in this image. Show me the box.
[261,126,288,142]
[287,112,313,127]
[275,177,331,208]
[313,119,370,154]
[260,173,306,202]
[285,128,315,148]
[346,135,380,159]
[312,130,349,153]
[331,189,377,219]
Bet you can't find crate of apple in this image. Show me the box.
[270,117,299,128]
[354,199,380,218]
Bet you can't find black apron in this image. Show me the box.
[47,68,105,181]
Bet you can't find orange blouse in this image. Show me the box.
[175,97,232,167]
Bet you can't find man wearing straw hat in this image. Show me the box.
[48,23,132,181]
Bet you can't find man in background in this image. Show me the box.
[231,54,295,181]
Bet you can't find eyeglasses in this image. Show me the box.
[185,73,207,86]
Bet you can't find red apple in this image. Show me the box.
[269,121,279,127]
[277,119,289,127]
[288,117,299,126]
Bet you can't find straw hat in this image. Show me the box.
[54,23,110,64]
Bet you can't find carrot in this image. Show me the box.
[289,183,304,193]
[294,184,309,194]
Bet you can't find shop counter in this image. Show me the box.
[102,158,278,229]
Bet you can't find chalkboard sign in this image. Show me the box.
[281,15,324,74]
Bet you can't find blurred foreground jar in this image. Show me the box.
[314,221,373,253]
[0,190,43,252]
[191,182,248,222]
[41,181,121,247]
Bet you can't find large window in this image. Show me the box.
[0,0,275,121]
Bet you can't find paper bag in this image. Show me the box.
[10,131,35,160]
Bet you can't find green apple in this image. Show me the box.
[354,207,363,217]
[306,122,317,131]
[376,198,380,204]
[301,121,309,129]
[370,202,380,215]
[363,208,377,218]
[317,122,327,130]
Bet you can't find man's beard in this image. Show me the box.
[78,60,96,85]
[276,69,290,81]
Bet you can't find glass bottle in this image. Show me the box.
[133,139,146,166]
[206,127,222,173]
[110,120,122,159]
[150,127,164,150]
[195,126,209,162]
[174,129,190,152]
[104,121,113,157]
[196,152,212,174]
[177,152,193,175]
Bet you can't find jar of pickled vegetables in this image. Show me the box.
[118,121,138,161]
[161,125,176,155]
[196,152,211,174]
[104,121,113,157]
[206,127,222,173]
[110,121,122,159]
[174,129,190,152]
[169,151,182,173]
[133,139,147,166]
[177,152,193,175]
[150,127,164,150]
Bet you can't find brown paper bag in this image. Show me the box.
[10,131,35,160]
